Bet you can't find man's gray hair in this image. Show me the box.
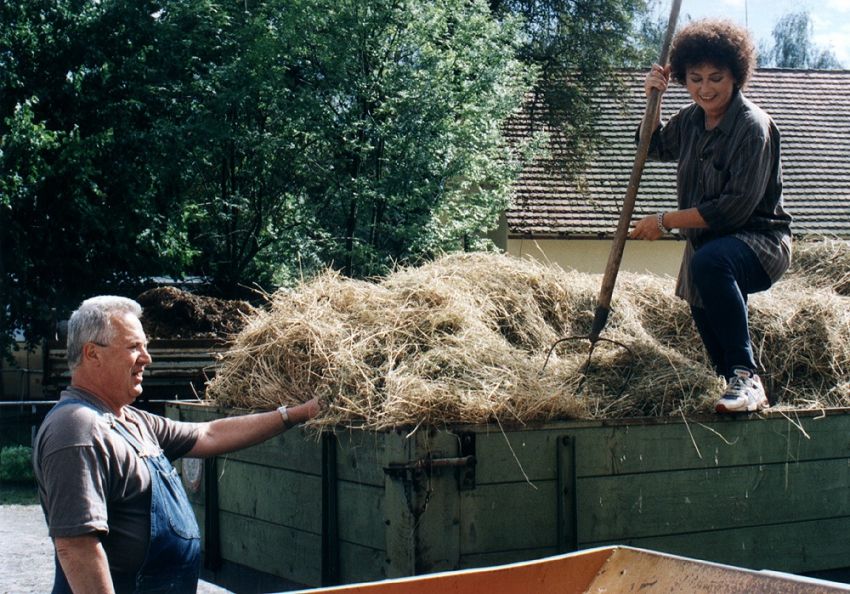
[67,296,143,371]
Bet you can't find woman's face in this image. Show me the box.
[685,63,736,125]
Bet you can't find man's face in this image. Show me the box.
[94,312,152,408]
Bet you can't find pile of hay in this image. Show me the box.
[756,237,850,403]
[205,239,850,429]
[786,236,850,296]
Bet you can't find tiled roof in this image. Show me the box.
[505,69,850,238]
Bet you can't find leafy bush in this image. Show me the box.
[0,445,36,484]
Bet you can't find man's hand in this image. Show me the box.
[287,397,322,425]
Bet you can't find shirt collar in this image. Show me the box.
[63,385,113,413]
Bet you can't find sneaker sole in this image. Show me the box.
[715,401,769,414]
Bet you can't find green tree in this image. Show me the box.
[0,0,199,355]
[1,0,535,355]
[627,0,666,68]
[177,0,535,281]
[759,11,843,69]
[488,0,647,180]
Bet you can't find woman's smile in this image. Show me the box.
[686,63,736,128]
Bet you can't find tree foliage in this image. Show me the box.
[759,11,843,69]
[1,0,534,354]
[1,0,197,357]
[626,0,668,68]
[1,0,653,358]
[490,0,647,177]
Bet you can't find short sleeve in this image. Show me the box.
[40,444,110,538]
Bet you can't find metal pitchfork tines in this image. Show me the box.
[541,0,683,396]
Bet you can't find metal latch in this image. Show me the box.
[383,432,477,491]
[383,453,477,491]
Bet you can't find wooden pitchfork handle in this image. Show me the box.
[588,0,682,343]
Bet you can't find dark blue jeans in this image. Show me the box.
[689,236,771,379]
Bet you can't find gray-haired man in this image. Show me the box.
[33,295,319,593]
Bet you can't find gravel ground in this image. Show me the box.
[0,504,231,593]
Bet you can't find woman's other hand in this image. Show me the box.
[629,214,664,241]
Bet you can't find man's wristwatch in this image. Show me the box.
[656,212,669,233]
[277,405,291,428]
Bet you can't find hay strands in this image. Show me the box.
[542,0,682,394]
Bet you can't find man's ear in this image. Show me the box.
[82,342,101,365]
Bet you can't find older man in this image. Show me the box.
[33,295,320,593]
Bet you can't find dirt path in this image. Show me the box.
[0,504,54,593]
[0,504,231,593]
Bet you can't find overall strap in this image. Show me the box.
[47,396,157,457]
[108,415,161,458]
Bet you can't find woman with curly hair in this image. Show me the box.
[629,19,792,413]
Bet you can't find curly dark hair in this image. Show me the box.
[669,19,756,88]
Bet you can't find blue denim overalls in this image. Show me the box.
[47,398,201,593]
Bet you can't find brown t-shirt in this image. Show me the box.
[33,386,200,575]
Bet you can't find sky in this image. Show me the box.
[655,0,850,66]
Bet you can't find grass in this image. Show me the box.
[0,444,38,504]
[0,483,39,505]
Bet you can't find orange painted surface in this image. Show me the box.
[299,547,850,594]
[306,548,612,594]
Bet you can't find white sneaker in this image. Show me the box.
[715,368,769,413]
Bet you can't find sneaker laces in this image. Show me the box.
[724,369,754,399]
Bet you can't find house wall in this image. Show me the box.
[506,238,685,278]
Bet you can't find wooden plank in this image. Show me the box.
[163,407,850,583]
[576,458,850,542]
[172,407,850,482]
[458,547,559,571]
[322,432,340,586]
[469,413,850,485]
[381,428,468,577]
[338,541,387,586]
[337,481,386,551]
[459,481,558,554]
[610,515,850,575]
[216,460,322,534]
[571,414,850,477]
[167,402,220,423]
[219,430,323,475]
[218,511,322,587]
[471,428,563,484]
[411,429,461,575]
[383,435,417,578]
[170,410,398,484]
[336,429,403,487]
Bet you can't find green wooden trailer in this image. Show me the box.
[166,403,850,590]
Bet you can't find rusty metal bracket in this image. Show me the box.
[384,453,477,518]
[384,437,477,489]
[383,454,476,477]
[383,433,478,523]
